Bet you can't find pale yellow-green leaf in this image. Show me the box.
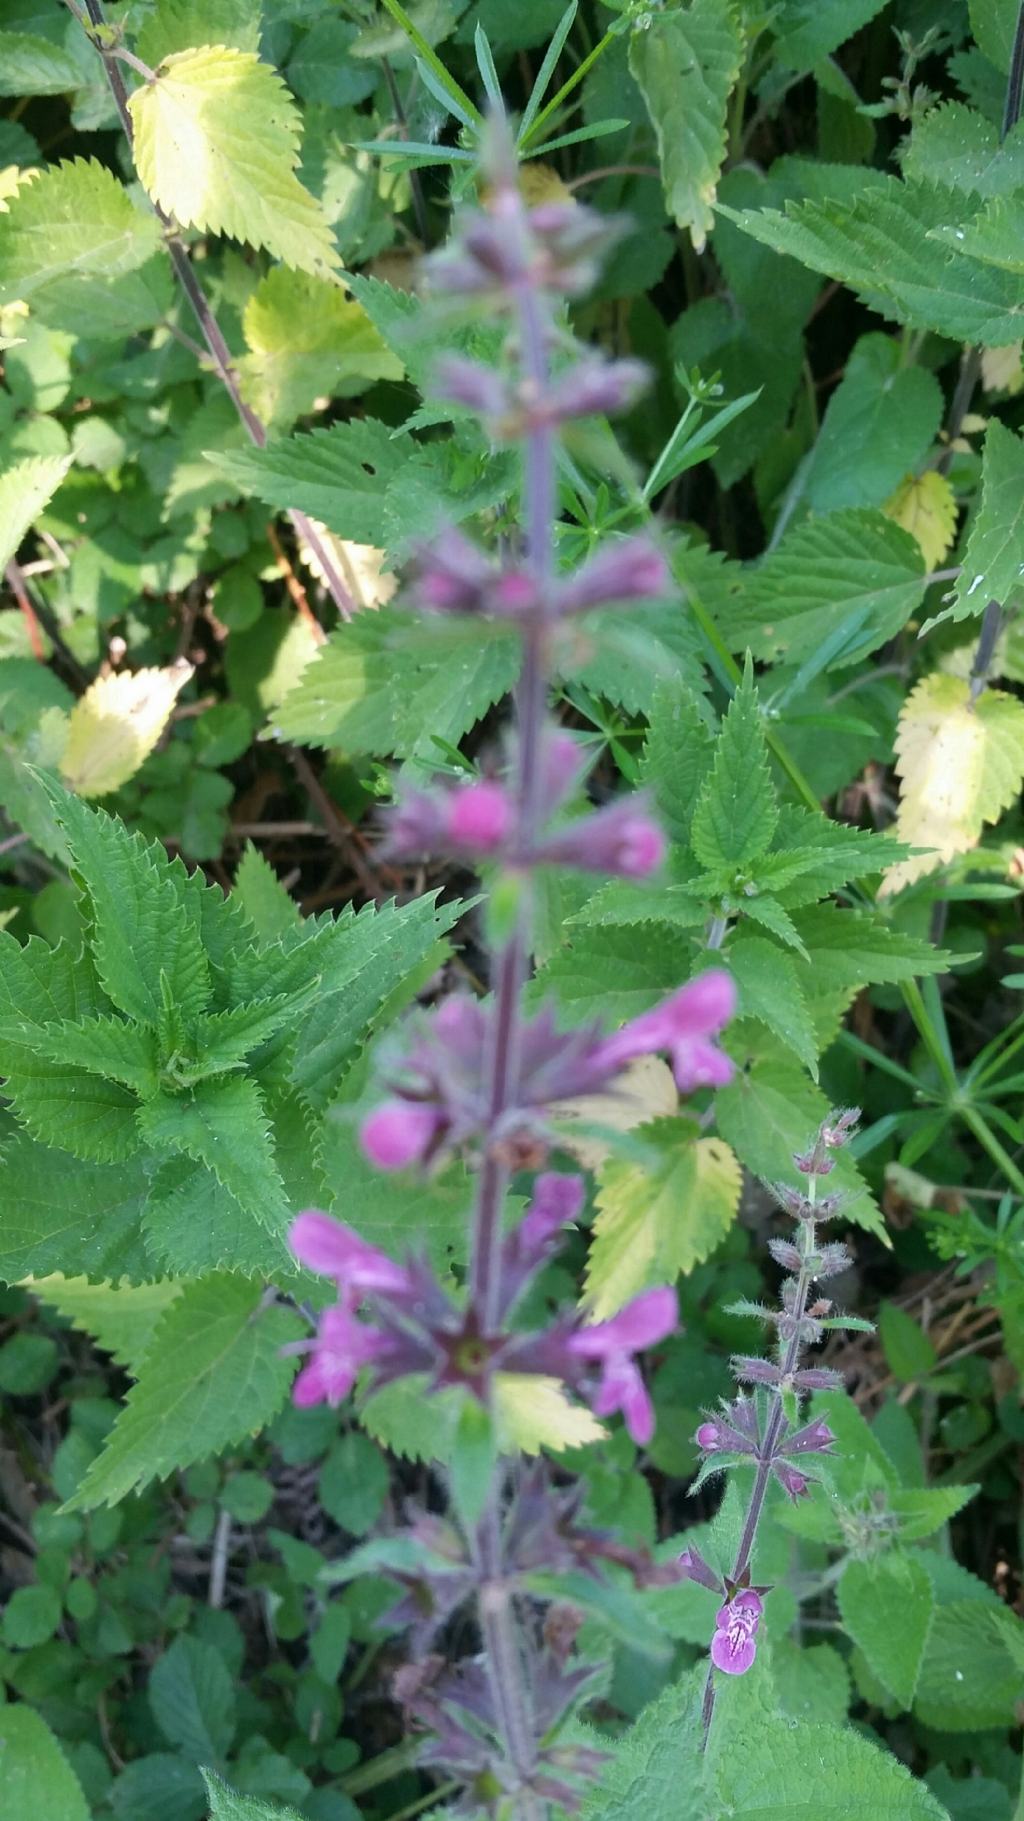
[0,164,26,210]
[881,672,1024,894]
[238,265,401,428]
[548,1055,678,1171]
[494,1373,606,1454]
[981,341,1024,394]
[0,453,71,571]
[59,660,193,797]
[882,470,958,570]
[296,520,397,609]
[27,1275,181,1371]
[586,1117,743,1318]
[129,45,340,278]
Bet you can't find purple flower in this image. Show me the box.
[289,1211,415,1299]
[785,1417,835,1455]
[592,970,736,1094]
[360,1100,444,1171]
[414,528,499,614]
[557,537,669,616]
[772,1462,811,1501]
[535,797,666,880]
[519,1172,586,1254]
[678,1544,723,1593]
[567,1286,677,1445]
[448,780,512,851]
[385,779,514,860]
[542,356,649,424]
[695,1420,722,1451]
[432,354,510,419]
[288,1300,391,1409]
[710,1589,763,1676]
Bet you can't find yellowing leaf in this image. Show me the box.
[981,343,1023,395]
[587,1118,743,1318]
[296,520,397,609]
[516,164,574,209]
[882,470,958,570]
[59,661,193,798]
[129,46,340,278]
[548,1055,678,1171]
[494,1373,605,1454]
[239,266,402,428]
[881,672,1024,894]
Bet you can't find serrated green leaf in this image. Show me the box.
[137,1074,291,1247]
[915,1600,1024,1729]
[239,266,401,429]
[772,0,888,69]
[320,1123,469,1270]
[629,0,743,251]
[48,784,212,1026]
[0,1704,89,1821]
[715,1046,884,1238]
[150,1634,236,1763]
[29,1274,180,1371]
[640,675,717,847]
[202,1769,306,1821]
[838,1553,935,1709]
[0,453,72,572]
[587,1119,741,1316]
[720,176,1024,344]
[727,936,819,1074]
[901,101,1024,197]
[691,668,776,871]
[0,33,85,97]
[142,1155,290,1279]
[561,597,709,718]
[64,1275,302,1509]
[129,44,339,278]
[135,0,262,65]
[970,0,1019,71]
[718,511,925,669]
[0,931,105,1026]
[6,1013,158,1094]
[582,1670,706,1819]
[0,1137,152,1284]
[766,809,904,905]
[232,844,300,944]
[530,924,699,1026]
[211,418,406,541]
[181,991,315,1082]
[889,1483,981,1542]
[935,419,1024,628]
[1,1053,144,1162]
[0,159,162,317]
[786,905,949,987]
[805,333,943,513]
[268,611,518,762]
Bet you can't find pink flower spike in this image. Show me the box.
[446,780,513,852]
[288,1211,413,1298]
[710,1590,762,1676]
[360,1100,441,1172]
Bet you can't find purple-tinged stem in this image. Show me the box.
[71,0,357,621]
[700,1175,820,1739]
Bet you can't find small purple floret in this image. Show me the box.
[710,1590,762,1676]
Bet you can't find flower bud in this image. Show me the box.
[534,798,666,880]
[542,356,649,424]
[773,1462,811,1501]
[557,537,669,616]
[432,354,510,418]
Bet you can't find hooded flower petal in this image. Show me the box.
[710,1590,762,1676]
[289,1212,413,1298]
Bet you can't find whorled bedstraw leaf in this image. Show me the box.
[629,0,743,251]
[0,158,162,309]
[882,470,959,571]
[930,419,1024,629]
[0,453,71,572]
[238,266,402,429]
[690,666,777,871]
[881,672,1024,893]
[587,1117,742,1317]
[58,660,193,797]
[129,45,340,277]
[63,1275,303,1510]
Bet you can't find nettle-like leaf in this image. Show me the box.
[629,0,743,251]
[881,672,1024,893]
[915,1600,1024,1731]
[57,660,193,797]
[804,333,943,514]
[238,266,402,429]
[901,100,1024,198]
[30,1274,180,1371]
[690,664,777,871]
[128,45,340,277]
[0,454,72,573]
[586,1118,742,1317]
[137,1075,292,1245]
[719,175,1024,344]
[838,1553,935,1710]
[0,1704,89,1821]
[135,0,263,66]
[0,158,163,316]
[771,0,889,70]
[64,1275,303,1510]
[930,418,1024,629]
[267,612,519,762]
[212,417,407,540]
[202,1771,306,1821]
[715,509,926,669]
[0,1139,153,1284]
